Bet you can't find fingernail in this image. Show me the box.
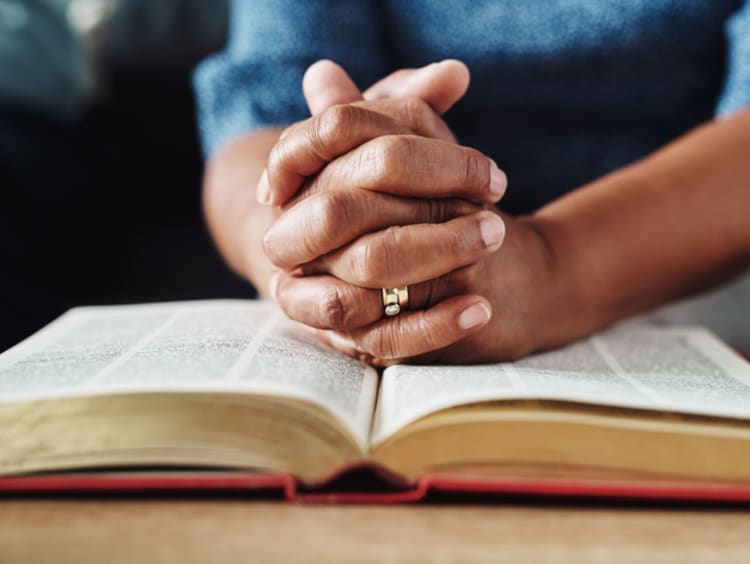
[479,214,505,248]
[489,160,506,200]
[458,302,491,330]
[268,271,280,302]
[257,170,272,205]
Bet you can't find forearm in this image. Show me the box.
[534,109,750,335]
[202,128,284,295]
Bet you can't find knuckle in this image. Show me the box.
[263,214,317,269]
[347,239,383,286]
[319,285,347,329]
[265,141,287,176]
[359,135,412,187]
[347,242,371,285]
[324,103,358,128]
[460,147,487,190]
[445,224,471,255]
[382,223,402,260]
[348,225,402,286]
[314,104,358,158]
[261,229,281,265]
[314,190,352,244]
[401,96,432,131]
[383,134,417,164]
[272,280,293,315]
[305,125,329,162]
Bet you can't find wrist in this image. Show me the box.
[519,214,608,350]
[202,129,284,295]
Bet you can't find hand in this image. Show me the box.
[261,70,507,275]
[259,61,561,365]
[202,59,482,299]
[272,205,579,366]
[260,62,508,343]
[257,59,489,207]
[261,106,507,271]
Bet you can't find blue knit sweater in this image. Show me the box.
[194,0,750,213]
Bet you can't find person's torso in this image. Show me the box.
[381,0,742,213]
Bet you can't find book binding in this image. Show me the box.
[2,463,750,504]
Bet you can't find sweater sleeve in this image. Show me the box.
[193,0,390,157]
[716,0,750,116]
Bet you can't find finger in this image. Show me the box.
[260,105,412,206]
[270,266,477,331]
[309,211,505,288]
[316,329,445,367]
[314,328,440,367]
[263,189,479,269]
[262,98,458,207]
[272,271,379,330]
[352,97,456,142]
[261,62,464,207]
[303,60,363,115]
[311,329,363,359]
[363,59,471,115]
[348,295,492,361]
[311,134,506,205]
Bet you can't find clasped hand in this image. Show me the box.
[259,61,572,365]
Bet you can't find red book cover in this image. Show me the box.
[2,463,750,505]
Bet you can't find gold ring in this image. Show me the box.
[382,287,409,317]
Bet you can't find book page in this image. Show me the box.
[0,301,377,450]
[372,326,750,445]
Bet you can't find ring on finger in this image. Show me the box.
[382,286,409,317]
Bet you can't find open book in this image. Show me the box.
[1,300,750,502]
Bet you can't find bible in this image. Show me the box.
[1,300,750,503]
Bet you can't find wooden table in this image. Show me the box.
[2,500,749,563]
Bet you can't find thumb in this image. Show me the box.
[303,59,363,115]
[363,59,470,115]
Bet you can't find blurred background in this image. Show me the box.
[0,0,250,352]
